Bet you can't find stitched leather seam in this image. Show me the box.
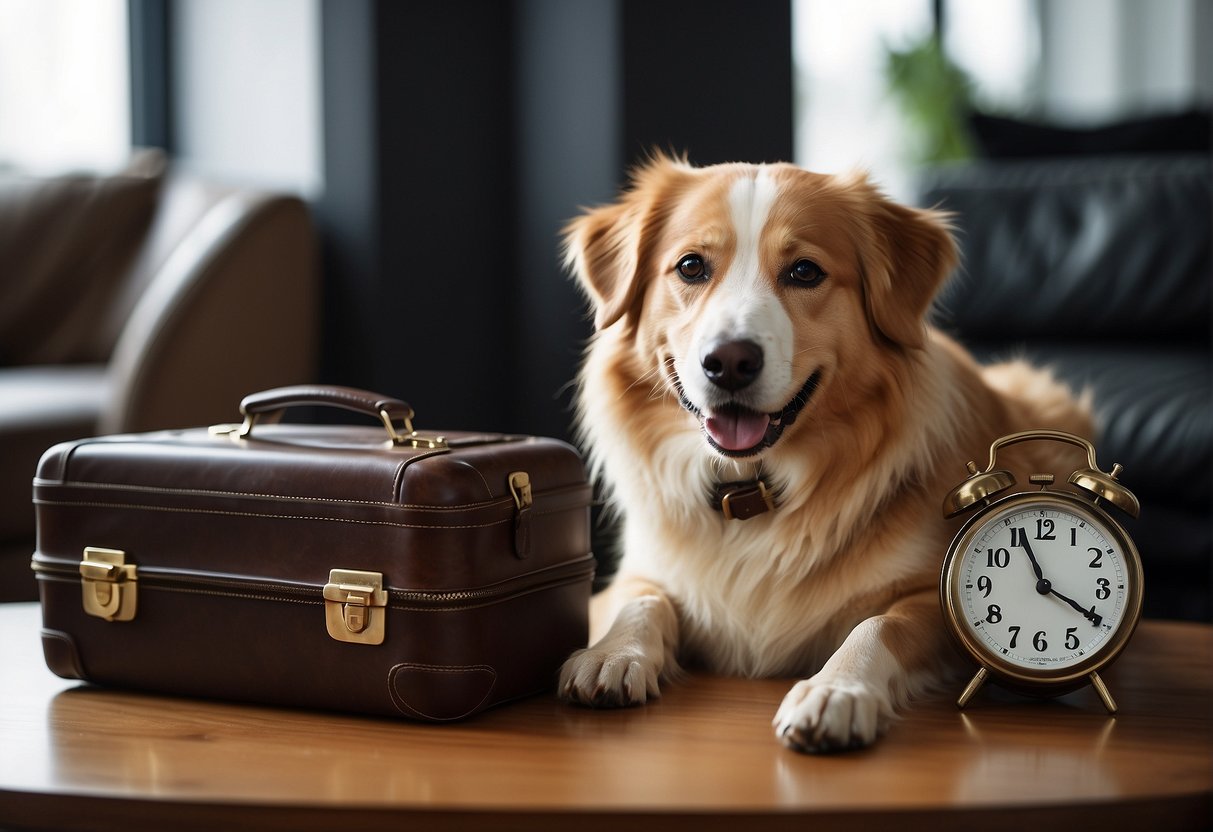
[148,585,325,605]
[88,580,581,609]
[532,506,581,518]
[388,663,496,721]
[33,498,511,530]
[142,561,587,607]
[35,478,515,511]
[35,571,322,605]
[388,574,590,612]
[254,387,391,412]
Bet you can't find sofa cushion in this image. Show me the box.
[0,151,164,365]
[972,343,1210,508]
[0,365,106,539]
[923,155,1211,344]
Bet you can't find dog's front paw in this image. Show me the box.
[559,642,661,707]
[772,676,889,753]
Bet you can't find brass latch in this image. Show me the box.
[80,547,137,621]
[508,471,532,511]
[508,471,533,558]
[323,569,388,645]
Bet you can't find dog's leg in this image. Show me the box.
[772,592,947,752]
[559,575,679,707]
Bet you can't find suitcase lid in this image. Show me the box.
[36,424,586,508]
[35,386,588,509]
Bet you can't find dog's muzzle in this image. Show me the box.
[668,349,822,458]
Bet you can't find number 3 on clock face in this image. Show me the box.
[947,492,1140,682]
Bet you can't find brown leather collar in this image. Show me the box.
[711,479,775,521]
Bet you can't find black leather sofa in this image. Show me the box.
[918,153,1211,621]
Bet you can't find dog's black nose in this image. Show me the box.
[702,339,764,391]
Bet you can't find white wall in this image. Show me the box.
[171,0,322,195]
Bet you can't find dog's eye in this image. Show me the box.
[787,258,827,288]
[676,254,708,282]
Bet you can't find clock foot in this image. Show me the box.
[1089,671,1118,714]
[957,667,988,709]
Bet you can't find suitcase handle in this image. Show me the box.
[237,385,440,447]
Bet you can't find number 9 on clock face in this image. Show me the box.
[943,491,1143,689]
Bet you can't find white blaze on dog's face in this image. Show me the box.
[661,166,843,457]
[565,156,954,460]
[670,169,792,453]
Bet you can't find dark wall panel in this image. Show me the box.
[318,0,517,431]
[621,0,795,166]
[375,1,517,431]
[317,0,379,395]
[514,0,621,441]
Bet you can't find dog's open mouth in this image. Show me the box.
[668,362,822,458]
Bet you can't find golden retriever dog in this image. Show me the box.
[557,154,1091,752]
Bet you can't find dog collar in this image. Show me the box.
[711,479,775,521]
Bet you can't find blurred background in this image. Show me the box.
[0,0,1209,614]
[1,0,1207,437]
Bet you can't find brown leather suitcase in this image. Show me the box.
[30,386,594,721]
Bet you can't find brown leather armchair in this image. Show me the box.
[0,152,318,600]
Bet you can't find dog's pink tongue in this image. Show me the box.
[704,409,770,452]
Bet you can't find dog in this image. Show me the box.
[557,154,1092,752]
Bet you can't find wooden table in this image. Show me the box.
[0,602,1208,831]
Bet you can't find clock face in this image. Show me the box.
[944,492,1142,684]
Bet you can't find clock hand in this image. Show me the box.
[1017,535,1046,585]
[1048,586,1104,627]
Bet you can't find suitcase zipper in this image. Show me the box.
[32,554,594,624]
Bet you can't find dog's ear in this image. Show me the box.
[562,197,646,331]
[860,195,957,349]
[563,155,690,331]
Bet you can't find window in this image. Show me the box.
[0,0,130,172]
[793,0,1038,199]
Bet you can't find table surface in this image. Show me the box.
[0,602,1209,832]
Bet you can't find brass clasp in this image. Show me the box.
[508,471,532,511]
[80,547,138,621]
[323,569,388,645]
[508,471,533,558]
[377,408,449,450]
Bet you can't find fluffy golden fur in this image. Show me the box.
[558,155,1091,752]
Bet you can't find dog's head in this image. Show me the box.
[564,155,956,460]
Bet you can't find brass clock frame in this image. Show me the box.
[939,430,1145,714]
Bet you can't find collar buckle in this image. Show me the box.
[714,479,775,521]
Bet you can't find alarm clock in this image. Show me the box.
[939,429,1144,713]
